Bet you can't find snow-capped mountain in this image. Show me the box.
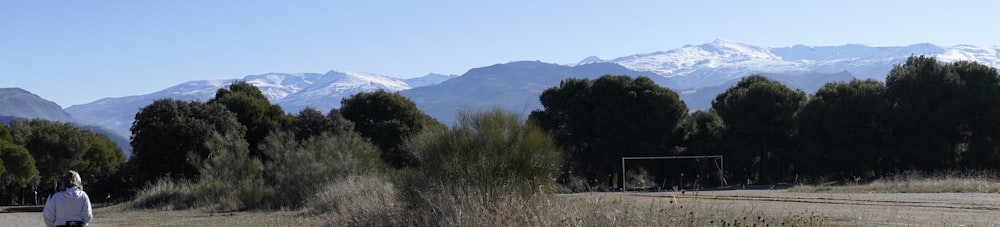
[63,40,1000,140]
[588,39,1000,88]
[66,71,438,137]
[278,71,411,112]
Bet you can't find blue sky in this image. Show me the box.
[3,1,999,107]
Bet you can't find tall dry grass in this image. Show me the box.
[129,177,195,210]
[306,177,829,226]
[791,170,1000,193]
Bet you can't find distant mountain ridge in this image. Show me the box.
[0,88,75,122]
[402,61,667,122]
[66,71,454,137]
[585,39,1000,88]
[0,88,131,158]
[61,40,1000,139]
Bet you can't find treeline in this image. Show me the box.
[531,56,1000,188]
[0,119,126,205]
[5,55,999,208]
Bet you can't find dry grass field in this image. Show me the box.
[7,188,1000,226]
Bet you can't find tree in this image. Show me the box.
[884,56,966,170]
[530,75,688,188]
[0,122,11,144]
[208,81,291,157]
[681,110,725,156]
[8,119,125,192]
[340,90,444,168]
[884,56,1000,170]
[129,99,246,185]
[0,144,38,205]
[286,107,355,141]
[712,75,805,184]
[949,61,1000,168]
[0,144,37,187]
[795,79,889,178]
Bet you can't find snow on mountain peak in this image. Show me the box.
[577,56,606,65]
[600,40,1000,88]
[610,39,784,77]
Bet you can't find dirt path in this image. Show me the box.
[0,212,43,226]
[577,190,1000,226]
[7,190,1000,226]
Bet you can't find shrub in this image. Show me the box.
[189,131,265,211]
[260,130,385,208]
[397,108,562,223]
[307,175,401,225]
[130,177,195,210]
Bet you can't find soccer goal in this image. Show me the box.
[620,155,726,192]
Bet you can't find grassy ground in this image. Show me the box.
[791,171,1000,193]
[92,203,327,226]
[84,192,830,226]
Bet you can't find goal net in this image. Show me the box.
[620,155,726,192]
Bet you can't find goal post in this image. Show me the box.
[621,155,726,192]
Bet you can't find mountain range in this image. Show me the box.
[5,40,1000,155]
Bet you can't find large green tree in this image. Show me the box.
[8,119,124,192]
[680,110,724,156]
[795,79,889,178]
[712,75,805,184]
[340,90,443,168]
[949,61,1000,168]
[286,107,355,141]
[129,99,246,185]
[885,56,1000,170]
[530,75,688,188]
[208,81,290,157]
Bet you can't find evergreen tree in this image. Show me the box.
[530,75,688,188]
[712,75,804,183]
[340,90,444,168]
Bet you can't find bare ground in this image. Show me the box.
[5,190,1000,226]
[569,189,1000,226]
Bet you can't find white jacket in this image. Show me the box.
[42,188,92,227]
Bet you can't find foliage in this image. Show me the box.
[286,107,355,141]
[796,79,889,178]
[189,131,265,211]
[259,130,384,208]
[529,75,688,188]
[208,81,291,157]
[0,122,11,144]
[0,144,37,187]
[8,119,125,191]
[129,99,246,185]
[884,56,1000,171]
[401,108,561,207]
[680,110,724,156]
[712,75,805,184]
[340,89,444,168]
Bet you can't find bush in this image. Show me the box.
[189,131,265,211]
[397,108,562,223]
[130,178,195,210]
[306,175,401,225]
[260,130,385,208]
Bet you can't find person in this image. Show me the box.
[42,170,93,227]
